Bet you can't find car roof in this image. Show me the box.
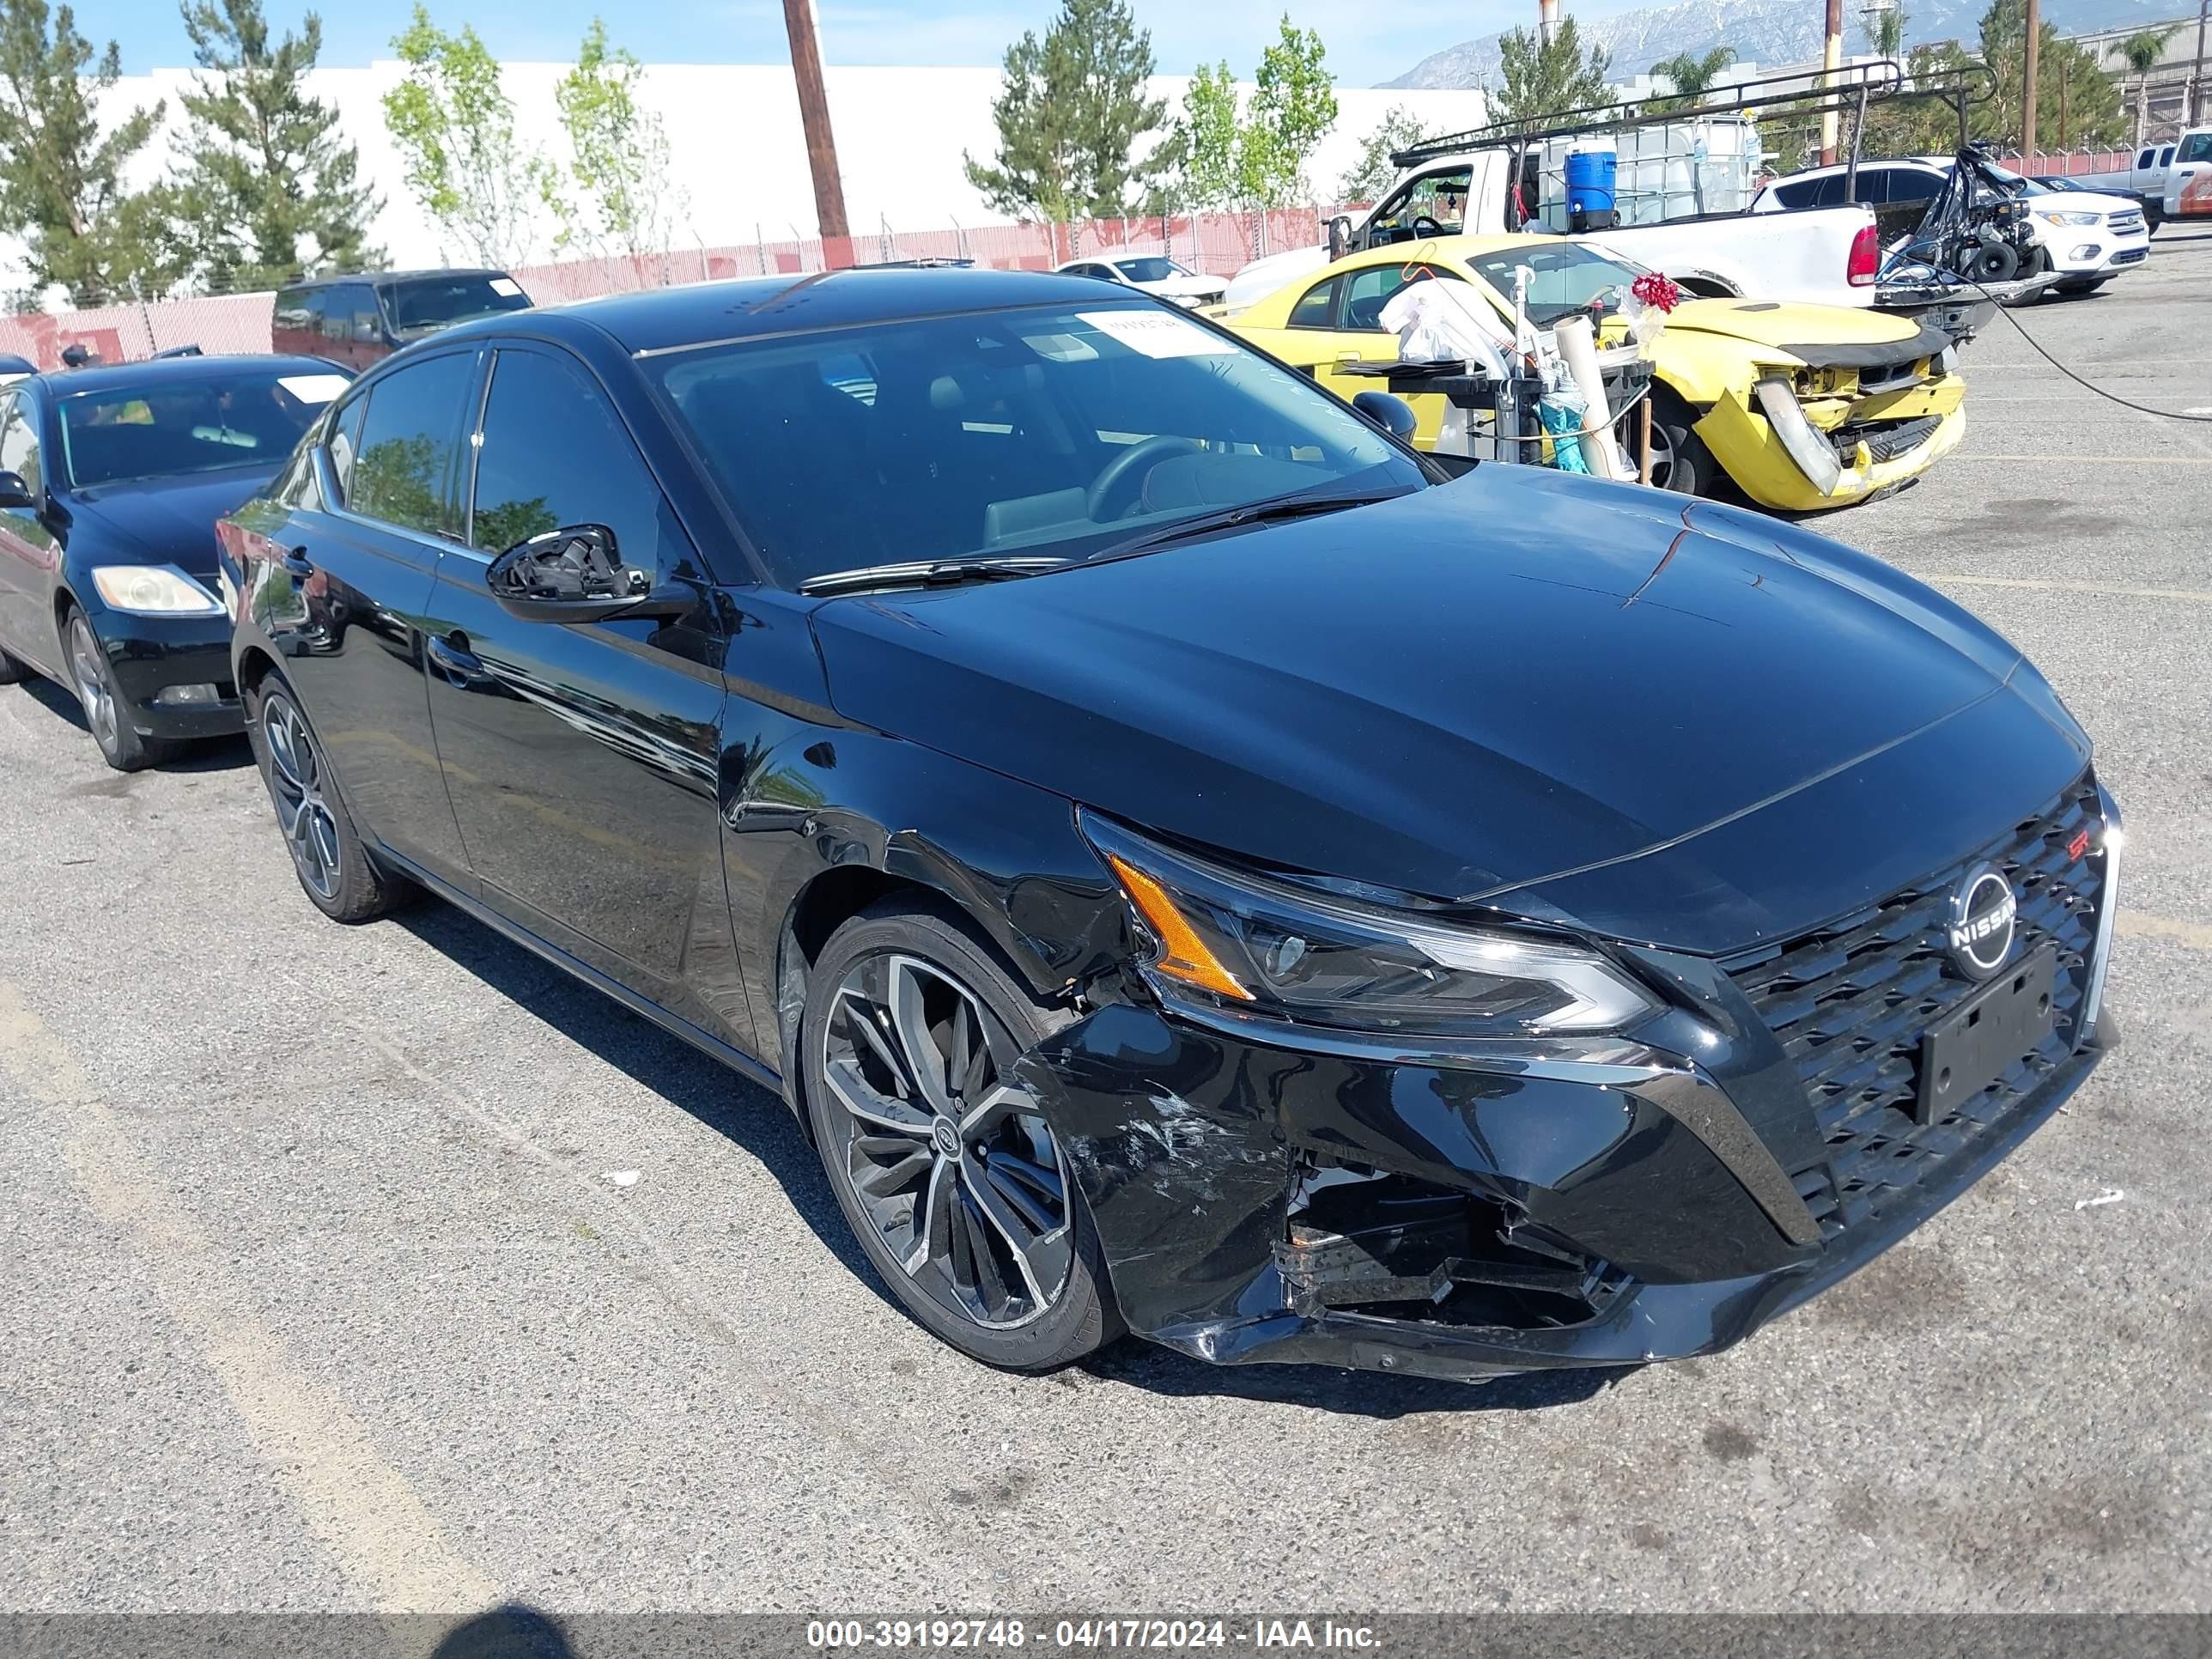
[520,267,1151,357]
[27,353,337,397]
[280,269,510,291]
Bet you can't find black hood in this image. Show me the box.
[809,466,2088,953]
[67,467,279,576]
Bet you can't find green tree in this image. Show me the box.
[546,19,680,257]
[1491,15,1613,127]
[168,0,380,295]
[1336,104,1430,202]
[1647,46,1735,112]
[1234,15,1335,208]
[1977,0,2122,150]
[2113,25,2179,140]
[0,0,175,303]
[382,4,551,267]
[1861,1,1907,58]
[1166,60,1240,210]
[963,0,1167,225]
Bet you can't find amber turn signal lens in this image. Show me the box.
[1103,854,1253,1001]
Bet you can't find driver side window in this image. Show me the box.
[1369,167,1473,244]
[468,347,685,582]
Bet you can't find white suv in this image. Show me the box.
[1752,156,2150,295]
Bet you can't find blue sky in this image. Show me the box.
[103,0,1630,88]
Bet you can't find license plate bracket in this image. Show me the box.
[1916,945,2059,1125]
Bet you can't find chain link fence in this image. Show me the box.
[0,206,1361,371]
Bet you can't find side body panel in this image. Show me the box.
[0,387,63,673]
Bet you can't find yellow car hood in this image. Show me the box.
[1657,298,1925,359]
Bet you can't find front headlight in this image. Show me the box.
[1081,813,1661,1038]
[90,565,223,616]
[2037,210,2100,227]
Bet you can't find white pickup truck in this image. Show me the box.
[1219,145,1881,315]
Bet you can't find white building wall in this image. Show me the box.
[54,63,1486,282]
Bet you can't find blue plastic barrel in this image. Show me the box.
[1565,149,1617,229]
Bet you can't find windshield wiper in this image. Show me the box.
[797,555,1072,597]
[1084,486,1407,567]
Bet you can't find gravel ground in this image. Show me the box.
[2,234,2207,1623]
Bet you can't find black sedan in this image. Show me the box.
[0,354,348,769]
[220,270,2118,1383]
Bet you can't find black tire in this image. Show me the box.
[801,902,1116,1372]
[0,643,30,685]
[63,607,179,772]
[1640,389,1715,496]
[244,671,411,923]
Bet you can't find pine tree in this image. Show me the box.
[170,0,381,293]
[1491,17,1613,127]
[963,0,1167,224]
[0,0,175,303]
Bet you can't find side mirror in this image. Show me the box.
[484,524,690,623]
[0,470,34,510]
[1352,391,1418,441]
[1328,215,1353,260]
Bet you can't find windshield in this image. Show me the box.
[1115,258,1191,283]
[647,301,1426,588]
[1463,242,1644,326]
[58,368,347,488]
[386,274,532,337]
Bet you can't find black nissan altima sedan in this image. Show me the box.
[0,354,349,769]
[218,269,2119,1383]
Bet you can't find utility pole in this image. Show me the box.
[2195,0,2209,125]
[781,0,854,268]
[2021,0,2041,166]
[1820,0,1844,165]
[1540,0,1560,47]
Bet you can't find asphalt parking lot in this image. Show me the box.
[3,236,2209,1623]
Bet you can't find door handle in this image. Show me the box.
[1334,349,1365,364]
[427,630,489,685]
[280,545,315,578]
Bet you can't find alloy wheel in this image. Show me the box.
[1641,417,1677,491]
[819,951,1073,1330]
[260,691,343,901]
[68,617,118,753]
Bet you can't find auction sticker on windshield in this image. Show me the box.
[1079,309,1235,358]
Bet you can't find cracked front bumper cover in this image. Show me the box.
[1014,998,2104,1386]
[1697,376,1968,512]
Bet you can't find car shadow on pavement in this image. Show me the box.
[13,677,254,771]
[398,900,1632,1420]
[393,902,879,1294]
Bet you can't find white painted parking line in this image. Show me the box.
[0,981,501,1624]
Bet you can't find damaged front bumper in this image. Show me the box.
[1014,979,2103,1387]
[1694,358,1968,513]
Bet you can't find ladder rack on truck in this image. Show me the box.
[1392,60,1992,232]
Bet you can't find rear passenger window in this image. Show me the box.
[348,352,474,538]
[1289,277,1339,328]
[272,289,313,335]
[1771,173,1844,209]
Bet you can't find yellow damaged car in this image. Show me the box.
[1227,237,1966,511]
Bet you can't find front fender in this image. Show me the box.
[720,719,1123,1083]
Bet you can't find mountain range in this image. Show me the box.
[1378,0,2190,88]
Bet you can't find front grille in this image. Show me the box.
[2112,248,2148,265]
[1832,414,1943,464]
[1727,774,2106,1242]
[2109,210,2145,235]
